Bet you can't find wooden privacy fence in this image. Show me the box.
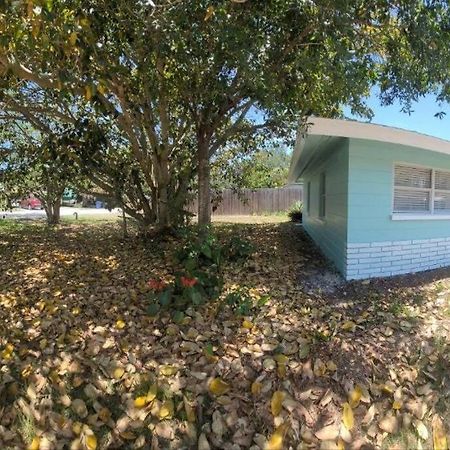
[191,185,303,216]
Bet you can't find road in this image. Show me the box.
[1,207,122,220]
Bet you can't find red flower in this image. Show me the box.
[148,278,166,291]
[180,276,197,288]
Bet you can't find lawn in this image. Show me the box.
[0,220,449,449]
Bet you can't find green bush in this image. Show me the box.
[146,230,224,320]
[223,234,254,261]
[287,201,303,222]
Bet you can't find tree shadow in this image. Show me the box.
[0,220,448,449]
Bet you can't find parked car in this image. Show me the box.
[20,196,43,210]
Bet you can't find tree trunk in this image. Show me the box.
[45,197,61,225]
[197,136,211,227]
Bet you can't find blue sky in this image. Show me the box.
[345,91,450,141]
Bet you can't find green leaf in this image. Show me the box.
[146,303,160,317]
[158,289,172,307]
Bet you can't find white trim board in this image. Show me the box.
[308,118,450,155]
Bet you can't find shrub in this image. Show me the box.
[223,235,254,262]
[288,201,303,222]
[146,230,224,320]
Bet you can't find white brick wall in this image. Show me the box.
[345,237,450,280]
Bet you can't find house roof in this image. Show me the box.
[288,117,450,183]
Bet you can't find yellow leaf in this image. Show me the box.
[274,354,288,364]
[146,384,158,403]
[208,378,230,396]
[27,436,40,450]
[159,399,174,419]
[271,391,285,417]
[86,434,97,450]
[277,363,286,378]
[342,321,356,332]
[342,402,354,431]
[72,307,80,315]
[134,396,147,408]
[85,85,93,101]
[97,83,106,95]
[160,365,178,376]
[251,381,262,396]
[69,31,78,46]
[267,423,289,450]
[348,385,363,408]
[72,422,83,435]
[204,5,215,21]
[113,367,125,379]
[392,400,402,410]
[242,320,253,329]
[432,415,448,450]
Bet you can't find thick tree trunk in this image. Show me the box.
[197,137,211,227]
[44,197,61,225]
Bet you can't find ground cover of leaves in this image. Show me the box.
[0,220,449,450]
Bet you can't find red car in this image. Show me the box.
[20,196,43,210]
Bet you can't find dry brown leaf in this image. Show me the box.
[315,424,339,441]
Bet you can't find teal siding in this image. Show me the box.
[348,138,450,243]
[302,138,349,273]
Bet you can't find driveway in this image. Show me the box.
[0,207,122,220]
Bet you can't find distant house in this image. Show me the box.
[288,118,450,280]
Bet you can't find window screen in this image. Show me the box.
[319,173,326,218]
[393,165,431,213]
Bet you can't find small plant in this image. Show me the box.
[146,229,224,320]
[224,235,254,262]
[224,287,269,316]
[288,201,303,223]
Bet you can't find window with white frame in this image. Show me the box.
[319,173,326,218]
[393,164,450,214]
[306,181,311,214]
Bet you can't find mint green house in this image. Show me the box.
[289,118,450,280]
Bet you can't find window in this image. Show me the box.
[319,173,326,218]
[306,181,311,214]
[393,164,450,214]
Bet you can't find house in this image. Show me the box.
[288,117,450,280]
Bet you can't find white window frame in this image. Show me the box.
[392,163,450,220]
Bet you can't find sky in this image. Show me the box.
[345,91,450,141]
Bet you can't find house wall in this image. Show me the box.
[346,138,450,279]
[302,138,349,274]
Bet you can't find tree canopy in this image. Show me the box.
[1,0,450,229]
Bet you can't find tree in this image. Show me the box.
[212,145,291,189]
[0,120,81,225]
[1,0,450,230]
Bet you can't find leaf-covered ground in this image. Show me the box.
[0,220,449,450]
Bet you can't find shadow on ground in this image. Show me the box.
[0,220,448,449]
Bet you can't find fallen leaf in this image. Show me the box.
[134,396,147,408]
[348,385,363,408]
[267,423,289,450]
[415,420,429,441]
[208,378,230,396]
[432,415,448,450]
[159,399,174,419]
[271,391,285,417]
[342,403,354,431]
[27,437,40,450]
[315,424,339,441]
[251,381,262,396]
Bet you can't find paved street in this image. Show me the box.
[0,207,122,220]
